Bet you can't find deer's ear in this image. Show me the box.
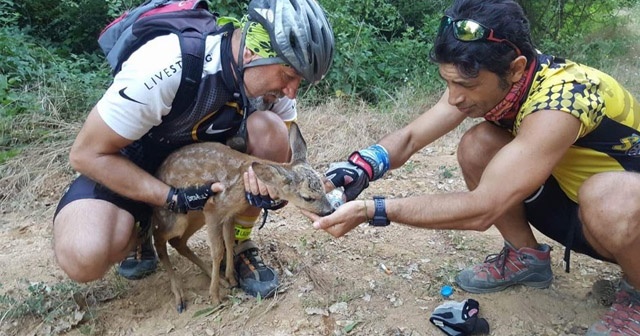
[288,122,308,164]
[252,162,293,185]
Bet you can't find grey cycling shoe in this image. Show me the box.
[455,241,553,293]
[234,240,279,298]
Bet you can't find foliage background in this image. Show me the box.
[0,0,638,166]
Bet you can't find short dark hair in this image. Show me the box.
[430,0,537,78]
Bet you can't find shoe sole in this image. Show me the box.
[456,275,553,294]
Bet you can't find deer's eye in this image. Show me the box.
[302,196,315,202]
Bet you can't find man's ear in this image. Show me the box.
[242,47,260,65]
[509,55,528,83]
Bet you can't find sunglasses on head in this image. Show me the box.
[437,16,522,56]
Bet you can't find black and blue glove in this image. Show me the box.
[429,299,490,336]
[325,144,391,201]
[165,183,217,214]
[325,161,370,201]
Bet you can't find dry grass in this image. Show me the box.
[296,97,425,167]
[0,113,80,215]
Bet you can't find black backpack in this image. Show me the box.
[98,0,231,118]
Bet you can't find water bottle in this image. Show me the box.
[326,188,346,211]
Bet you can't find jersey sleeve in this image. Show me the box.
[519,62,606,138]
[96,34,182,140]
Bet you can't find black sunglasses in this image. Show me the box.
[437,16,522,56]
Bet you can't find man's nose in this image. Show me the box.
[447,87,464,106]
[283,78,302,99]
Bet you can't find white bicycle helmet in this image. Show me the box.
[247,0,335,83]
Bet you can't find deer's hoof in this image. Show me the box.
[177,301,186,313]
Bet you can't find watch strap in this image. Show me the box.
[369,196,390,226]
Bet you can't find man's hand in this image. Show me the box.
[166,182,225,214]
[243,166,287,210]
[301,200,368,238]
[324,161,369,201]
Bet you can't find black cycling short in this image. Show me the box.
[524,175,612,267]
[54,175,152,235]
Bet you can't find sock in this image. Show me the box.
[234,215,259,242]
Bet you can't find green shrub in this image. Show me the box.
[301,0,440,104]
[520,0,639,66]
[0,26,110,118]
[14,0,110,54]
[387,0,449,31]
[4,0,639,108]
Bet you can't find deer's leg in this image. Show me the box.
[205,213,224,306]
[169,236,212,278]
[154,233,187,313]
[168,214,212,277]
[222,219,237,287]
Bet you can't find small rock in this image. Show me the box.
[305,307,328,316]
[329,302,348,314]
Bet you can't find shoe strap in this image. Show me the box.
[235,240,268,280]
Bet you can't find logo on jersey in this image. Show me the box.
[613,134,640,156]
[118,87,146,105]
[205,125,232,134]
[144,60,182,90]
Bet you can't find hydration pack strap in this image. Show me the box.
[159,13,233,123]
[168,28,205,121]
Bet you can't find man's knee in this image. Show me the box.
[457,122,512,173]
[579,172,640,217]
[53,231,112,283]
[579,172,640,248]
[246,110,289,162]
[53,201,135,282]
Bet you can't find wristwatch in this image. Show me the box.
[369,196,391,226]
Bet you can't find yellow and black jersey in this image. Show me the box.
[511,54,640,202]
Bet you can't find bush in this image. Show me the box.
[14,0,110,54]
[0,23,110,158]
[301,0,441,104]
[519,0,639,66]
[4,0,640,107]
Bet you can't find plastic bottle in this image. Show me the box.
[326,188,346,211]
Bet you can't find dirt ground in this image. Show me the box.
[0,109,625,336]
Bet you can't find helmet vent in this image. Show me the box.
[248,0,334,83]
[307,14,318,42]
[290,0,301,12]
[312,55,318,74]
[289,33,297,49]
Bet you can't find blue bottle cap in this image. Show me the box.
[440,285,454,298]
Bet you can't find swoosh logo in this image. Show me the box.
[205,124,232,134]
[118,87,146,105]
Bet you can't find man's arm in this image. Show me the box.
[69,106,173,207]
[311,109,581,237]
[325,90,466,199]
[379,89,467,169]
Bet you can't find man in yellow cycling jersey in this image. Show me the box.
[306,0,640,334]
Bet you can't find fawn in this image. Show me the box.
[152,122,334,312]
